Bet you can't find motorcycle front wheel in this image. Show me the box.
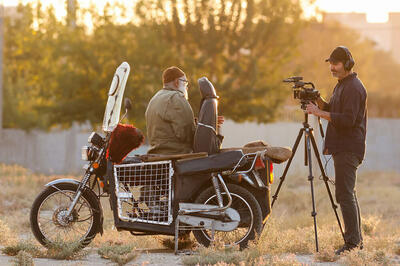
[30,183,100,248]
[193,183,263,249]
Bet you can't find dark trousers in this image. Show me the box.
[333,151,363,247]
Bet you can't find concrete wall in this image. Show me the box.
[0,118,399,176]
[222,118,400,179]
[0,124,148,175]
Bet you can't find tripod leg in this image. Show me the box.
[308,130,345,241]
[304,134,308,166]
[305,130,319,252]
[271,128,305,208]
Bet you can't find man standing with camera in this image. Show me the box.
[306,46,367,255]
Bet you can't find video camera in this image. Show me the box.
[283,76,320,110]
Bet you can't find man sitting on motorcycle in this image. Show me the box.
[146,66,225,156]
[145,66,225,247]
[145,66,196,155]
[145,66,196,247]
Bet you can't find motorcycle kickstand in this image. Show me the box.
[174,216,180,255]
[210,220,216,246]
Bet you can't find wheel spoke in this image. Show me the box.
[70,225,87,237]
[35,189,94,245]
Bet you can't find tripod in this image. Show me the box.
[271,113,345,252]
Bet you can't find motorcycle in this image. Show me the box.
[30,62,291,253]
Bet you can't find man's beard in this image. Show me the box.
[177,84,188,100]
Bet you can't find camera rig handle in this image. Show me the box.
[283,76,315,89]
[283,76,303,82]
[295,81,315,89]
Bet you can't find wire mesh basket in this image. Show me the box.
[113,160,174,225]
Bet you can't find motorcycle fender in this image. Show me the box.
[45,179,104,235]
[45,178,81,187]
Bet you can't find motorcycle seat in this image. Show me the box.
[220,146,292,164]
[175,150,246,176]
[138,152,208,162]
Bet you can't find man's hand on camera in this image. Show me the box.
[306,103,331,122]
[306,103,319,115]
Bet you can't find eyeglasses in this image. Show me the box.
[178,78,189,84]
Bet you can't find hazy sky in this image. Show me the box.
[3,0,400,23]
[309,0,400,22]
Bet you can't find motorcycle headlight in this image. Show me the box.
[88,132,104,148]
[81,146,90,161]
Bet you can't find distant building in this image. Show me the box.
[323,12,400,63]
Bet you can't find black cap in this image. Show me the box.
[325,46,349,63]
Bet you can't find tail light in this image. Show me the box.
[269,161,274,184]
[255,157,274,184]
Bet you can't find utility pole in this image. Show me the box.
[67,0,76,28]
[0,4,4,131]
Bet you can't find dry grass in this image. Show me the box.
[265,171,400,265]
[159,235,197,251]
[362,215,381,236]
[41,239,88,260]
[10,250,34,266]
[0,163,399,265]
[2,239,87,260]
[337,249,391,265]
[0,219,17,245]
[314,246,339,262]
[0,164,76,234]
[2,241,41,257]
[98,243,139,265]
[182,243,301,266]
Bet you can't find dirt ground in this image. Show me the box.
[0,247,180,265]
[1,165,399,265]
[0,246,343,265]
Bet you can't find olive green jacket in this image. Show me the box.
[145,88,196,154]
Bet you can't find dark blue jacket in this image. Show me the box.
[323,73,367,160]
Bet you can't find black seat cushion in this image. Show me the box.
[121,156,142,164]
[193,77,222,155]
[175,150,246,176]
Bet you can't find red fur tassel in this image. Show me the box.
[106,124,144,164]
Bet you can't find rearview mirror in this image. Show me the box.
[124,98,133,111]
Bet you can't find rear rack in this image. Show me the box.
[230,151,268,174]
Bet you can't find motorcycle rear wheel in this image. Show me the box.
[193,183,263,249]
[30,183,100,248]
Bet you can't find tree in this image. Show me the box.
[3,0,304,130]
[133,0,304,122]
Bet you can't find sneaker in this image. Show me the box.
[335,244,357,255]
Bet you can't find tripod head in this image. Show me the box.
[283,77,325,141]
